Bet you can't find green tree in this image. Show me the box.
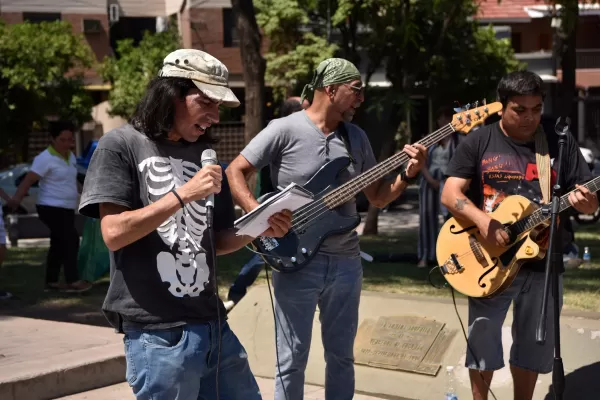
[255,0,338,101]
[0,20,95,161]
[330,0,521,234]
[101,25,181,119]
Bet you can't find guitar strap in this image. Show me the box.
[534,125,552,204]
[337,122,357,164]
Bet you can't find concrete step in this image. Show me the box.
[56,377,389,400]
[0,316,125,400]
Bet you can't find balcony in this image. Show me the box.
[515,49,600,82]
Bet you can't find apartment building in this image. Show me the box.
[476,0,600,147]
[0,1,253,161]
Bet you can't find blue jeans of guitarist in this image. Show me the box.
[273,253,363,400]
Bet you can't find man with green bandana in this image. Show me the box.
[227,58,426,399]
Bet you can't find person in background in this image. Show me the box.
[416,106,460,268]
[11,121,91,293]
[0,188,13,300]
[225,97,306,310]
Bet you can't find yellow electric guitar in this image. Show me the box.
[436,176,600,298]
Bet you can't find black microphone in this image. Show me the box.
[201,149,218,228]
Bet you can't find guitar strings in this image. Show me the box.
[443,178,600,265]
[291,125,456,233]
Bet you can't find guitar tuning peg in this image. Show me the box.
[465,103,471,110]
[474,100,479,108]
[453,100,462,113]
[483,99,487,105]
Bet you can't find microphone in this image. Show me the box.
[201,149,218,228]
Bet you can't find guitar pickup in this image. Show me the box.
[258,236,279,251]
[441,253,463,275]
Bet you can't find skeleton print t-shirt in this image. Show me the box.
[79,125,235,331]
[445,121,592,273]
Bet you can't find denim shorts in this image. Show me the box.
[465,270,563,374]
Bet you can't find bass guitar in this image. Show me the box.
[254,101,502,273]
[436,175,600,298]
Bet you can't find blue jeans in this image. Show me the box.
[228,254,264,303]
[273,254,363,400]
[123,321,261,399]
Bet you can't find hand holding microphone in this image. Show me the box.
[177,149,222,204]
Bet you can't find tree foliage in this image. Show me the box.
[101,25,181,119]
[0,20,95,159]
[255,0,338,100]
[331,0,521,234]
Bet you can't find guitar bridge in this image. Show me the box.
[441,253,463,275]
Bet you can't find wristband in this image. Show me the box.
[400,170,418,185]
[171,189,185,208]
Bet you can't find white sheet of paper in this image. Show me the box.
[235,191,313,237]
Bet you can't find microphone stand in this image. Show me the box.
[536,116,569,400]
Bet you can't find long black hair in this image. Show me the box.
[130,77,216,143]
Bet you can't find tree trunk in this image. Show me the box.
[231,0,266,144]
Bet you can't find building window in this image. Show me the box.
[23,13,61,23]
[511,32,522,53]
[223,8,239,48]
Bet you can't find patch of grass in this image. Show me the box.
[358,224,600,312]
[1,221,598,326]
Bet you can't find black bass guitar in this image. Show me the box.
[253,101,502,273]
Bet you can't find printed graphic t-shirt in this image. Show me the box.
[79,125,235,331]
[446,121,593,273]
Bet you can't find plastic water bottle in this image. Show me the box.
[445,366,458,400]
[583,247,591,265]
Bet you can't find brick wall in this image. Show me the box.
[510,16,600,54]
[0,12,24,24]
[62,13,111,63]
[187,7,270,76]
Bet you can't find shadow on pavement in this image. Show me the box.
[544,362,600,400]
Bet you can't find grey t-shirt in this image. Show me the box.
[241,110,377,256]
[79,125,234,331]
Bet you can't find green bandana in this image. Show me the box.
[300,58,361,104]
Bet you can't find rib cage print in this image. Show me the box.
[138,156,210,298]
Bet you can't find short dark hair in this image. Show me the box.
[497,70,545,108]
[279,99,303,117]
[48,120,75,139]
[130,77,216,143]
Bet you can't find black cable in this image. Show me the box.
[427,266,498,400]
[208,217,222,400]
[264,263,290,400]
[450,287,498,400]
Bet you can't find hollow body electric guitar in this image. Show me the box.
[252,101,502,273]
[436,175,600,298]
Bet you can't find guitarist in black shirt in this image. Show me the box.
[441,71,598,400]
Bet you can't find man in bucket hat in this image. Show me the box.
[79,49,291,399]
[227,58,426,399]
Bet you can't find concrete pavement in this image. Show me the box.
[56,378,389,400]
[228,286,600,400]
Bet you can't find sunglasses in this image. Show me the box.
[344,83,365,96]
